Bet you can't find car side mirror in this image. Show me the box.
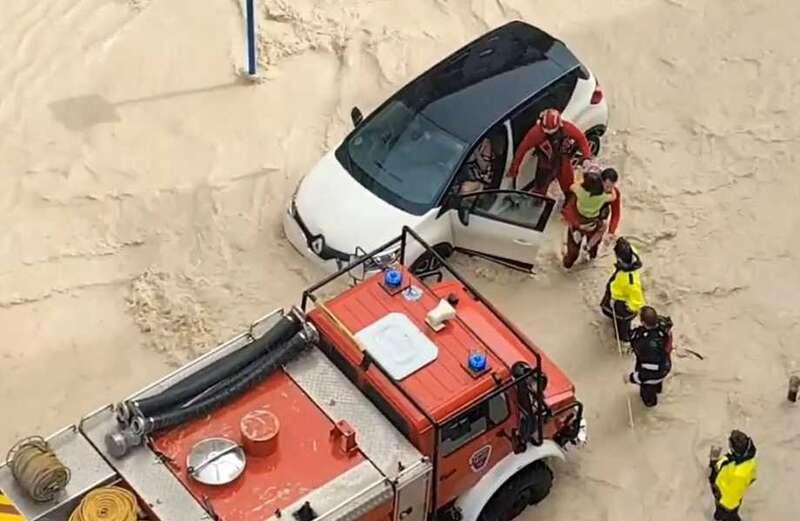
[351,107,364,127]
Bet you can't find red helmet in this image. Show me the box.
[539,109,563,135]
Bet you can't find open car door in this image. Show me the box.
[449,190,555,271]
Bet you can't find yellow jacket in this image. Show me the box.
[609,268,645,313]
[714,455,758,510]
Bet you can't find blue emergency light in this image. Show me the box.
[468,352,488,372]
[384,269,403,288]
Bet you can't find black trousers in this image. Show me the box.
[709,477,742,521]
[714,504,741,521]
[639,382,663,407]
[601,295,635,342]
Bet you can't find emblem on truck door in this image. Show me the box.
[469,445,492,473]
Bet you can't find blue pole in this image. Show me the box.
[246,0,256,75]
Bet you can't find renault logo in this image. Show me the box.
[309,236,325,255]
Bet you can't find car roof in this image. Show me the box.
[398,21,581,143]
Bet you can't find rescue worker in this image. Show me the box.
[562,165,621,268]
[571,169,616,220]
[599,167,622,245]
[709,430,758,520]
[507,108,593,198]
[601,237,644,343]
[627,306,673,407]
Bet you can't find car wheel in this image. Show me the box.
[410,243,453,275]
[586,126,606,157]
[477,462,553,521]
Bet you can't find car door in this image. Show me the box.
[449,189,556,271]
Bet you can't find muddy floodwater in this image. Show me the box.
[1,0,798,519]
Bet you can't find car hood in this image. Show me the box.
[294,150,423,253]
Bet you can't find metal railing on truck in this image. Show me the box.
[300,226,559,512]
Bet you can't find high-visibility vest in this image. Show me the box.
[714,455,757,510]
[609,268,645,313]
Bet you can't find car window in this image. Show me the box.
[510,70,580,149]
[440,394,509,456]
[340,100,468,215]
[449,123,509,197]
[463,191,554,232]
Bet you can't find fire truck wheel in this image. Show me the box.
[478,461,553,521]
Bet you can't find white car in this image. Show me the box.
[284,21,608,275]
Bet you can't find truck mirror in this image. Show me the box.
[351,107,364,127]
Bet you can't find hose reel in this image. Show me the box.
[7,436,71,502]
[68,486,139,521]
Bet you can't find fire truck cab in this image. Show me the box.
[0,227,584,521]
[301,232,586,521]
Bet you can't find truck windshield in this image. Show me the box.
[341,101,468,215]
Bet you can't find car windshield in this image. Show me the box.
[342,101,468,215]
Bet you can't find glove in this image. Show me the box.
[659,316,674,332]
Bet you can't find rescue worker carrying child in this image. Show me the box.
[562,164,621,268]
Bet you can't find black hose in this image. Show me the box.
[146,334,308,432]
[132,316,300,417]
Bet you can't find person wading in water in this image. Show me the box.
[601,237,644,343]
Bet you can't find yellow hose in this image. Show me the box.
[7,436,71,502]
[68,486,139,521]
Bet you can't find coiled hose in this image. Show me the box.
[146,333,308,432]
[68,486,138,521]
[7,436,71,502]
[132,315,300,417]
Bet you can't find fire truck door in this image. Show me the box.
[393,460,433,521]
[435,393,512,506]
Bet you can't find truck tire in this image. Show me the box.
[477,462,553,521]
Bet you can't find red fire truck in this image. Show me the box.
[0,227,585,521]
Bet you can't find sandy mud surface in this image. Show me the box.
[1,0,798,519]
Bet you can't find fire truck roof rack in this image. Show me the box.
[301,226,546,416]
[301,227,544,373]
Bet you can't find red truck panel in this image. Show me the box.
[310,267,512,427]
[152,372,366,521]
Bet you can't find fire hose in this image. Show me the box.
[106,331,310,458]
[127,315,300,419]
[68,486,138,521]
[7,436,71,502]
[146,333,308,432]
